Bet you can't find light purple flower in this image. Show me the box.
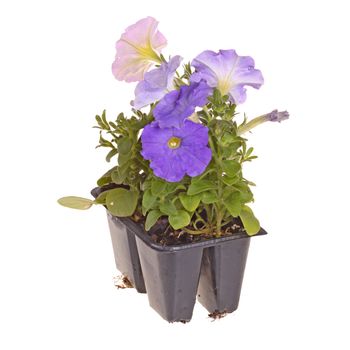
[266,110,289,122]
[141,120,212,182]
[132,56,182,109]
[237,109,290,135]
[112,17,167,82]
[153,80,212,129]
[190,49,264,104]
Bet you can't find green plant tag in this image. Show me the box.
[240,205,260,235]
[169,210,191,230]
[57,196,94,210]
[106,188,138,217]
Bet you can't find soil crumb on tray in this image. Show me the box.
[208,310,228,320]
[113,275,133,289]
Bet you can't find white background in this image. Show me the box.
[1,0,350,349]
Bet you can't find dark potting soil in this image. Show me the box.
[93,184,247,246]
[132,212,246,246]
[113,275,133,289]
[208,310,228,320]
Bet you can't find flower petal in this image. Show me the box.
[149,152,186,182]
[112,17,167,82]
[178,146,212,177]
[141,121,212,182]
[190,49,264,104]
[133,56,182,109]
[175,120,209,147]
[154,81,212,129]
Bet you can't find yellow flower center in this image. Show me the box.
[217,78,233,95]
[121,39,161,63]
[167,137,181,149]
[137,45,161,62]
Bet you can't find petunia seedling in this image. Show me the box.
[59,17,289,237]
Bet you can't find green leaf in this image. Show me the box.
[151,179,167,196]
[96,166,118,186]
[145,210,162,231]
[93,191,109,205]
[106,188,138,217]
[111,168,128,184]
[101,110,110,129]
[221,175,239,186]
[221,133,237,145]
[118,137,133,155]
[179,193,201,212]
[142,189,157,211]
[188,179,216,195]
[222,160,241,177]
[223,192,242,217]
[201,191,218,204]
[95,111,110,130]
[240,205,260,235]
[118,153,129,166]
[159,200,177,215]
[245,147,254,158]
[233,182,254,203]
[169,210,191,230]
[98,132,114,148]
[108,121,118,129]
[57,196,93,210]
[164,183,186,195]
[95,115,104,129]
[106,148,118,162]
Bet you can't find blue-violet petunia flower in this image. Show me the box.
[190,49,264,104]
[132,55,182,109]
[153,80,212,129]
[141,120,212,182]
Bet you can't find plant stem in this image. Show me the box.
[209,134,224,236]
[204,204,212,225]
[183,227,212,235]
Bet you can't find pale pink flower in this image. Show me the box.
[112,17,167,82]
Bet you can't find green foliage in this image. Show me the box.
[94,109,153,191]
[145,210,162,231]
[240,205,260,235]
[169,210,191,230]
[58,196,94,210]
[92,90,260,235]
[187,179,216,195]
[223,192,242,217]
[179,193,201,212]
[105,188,138,217]
[61,89,261,236]
[97,166,118,186]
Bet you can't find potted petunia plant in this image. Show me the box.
[58,17,289,322]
